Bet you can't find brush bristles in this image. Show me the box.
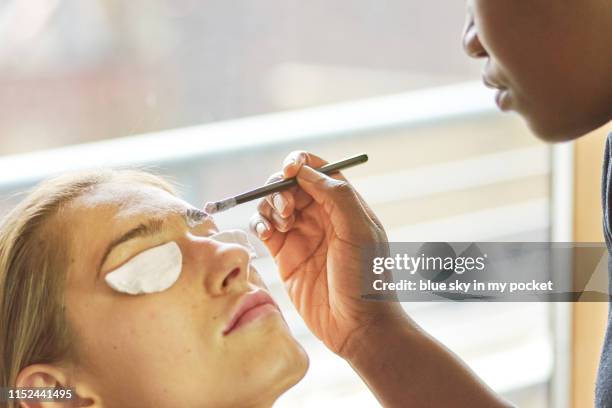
[203,202,219,214]
[203,198,237,214]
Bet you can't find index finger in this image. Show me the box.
[282,151,347,182]
[283,151,385,233]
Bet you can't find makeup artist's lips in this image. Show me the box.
[493,89,511,111]
[482,75,511,111]
[223,290,280,335]
[482,75,504,91]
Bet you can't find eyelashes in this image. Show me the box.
[185,208,209,228]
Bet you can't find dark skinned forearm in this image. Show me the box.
[343,316,516,408]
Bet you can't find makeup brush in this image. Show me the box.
[203,153,368,214]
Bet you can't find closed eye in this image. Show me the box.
[98,218,165,279]
[184,207,217,236]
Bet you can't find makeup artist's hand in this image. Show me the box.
[249,151,406,359]
[251,152,515,408]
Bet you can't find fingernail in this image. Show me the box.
[283,157,296,169]
[273,194,286,213]
[255,222,267,237]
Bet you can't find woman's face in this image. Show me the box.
[60,182,308,407]
[463,0,612,141]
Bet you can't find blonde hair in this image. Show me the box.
[0,169,175,403]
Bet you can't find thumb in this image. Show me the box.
[296,166,374,240]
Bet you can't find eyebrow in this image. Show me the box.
[97,218,165,279]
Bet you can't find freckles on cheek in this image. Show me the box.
[104,303,171,344]
[96,307,174,364]
[148,308,161,321]
[104,294,221,358]
[189,301,221,325]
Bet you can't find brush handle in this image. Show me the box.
[205,154,368,214]
[234,177,296,205]
[233,153,368,205]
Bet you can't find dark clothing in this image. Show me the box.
[596,133,612,407]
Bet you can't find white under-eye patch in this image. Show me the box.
[208,230,257,259]
[104,230,256,296]
[105,241,182,295]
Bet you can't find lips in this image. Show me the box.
[482,72,512,111]
[223,290,280,335]
[482,74,506,91]
[493,88,511,111]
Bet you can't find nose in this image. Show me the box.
[187,238,251,296]
[462,12,487,58]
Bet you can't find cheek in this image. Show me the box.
[474,2,569,117]
[475,1,575,90]
[473,1,525,68]
[67,292,220,378]
[68,297,239,405]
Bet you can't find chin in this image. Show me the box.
[272,335,309,398]
[227,314,310,405]
[519,114,581,142]
[521,106,612,143]
[260,320,310,395]
[526,121,580,143]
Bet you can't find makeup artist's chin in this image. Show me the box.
[487,83,580,143]
[517,100,601,143]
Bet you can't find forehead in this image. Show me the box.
[56,182,189,258]
[71,181,185,219]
